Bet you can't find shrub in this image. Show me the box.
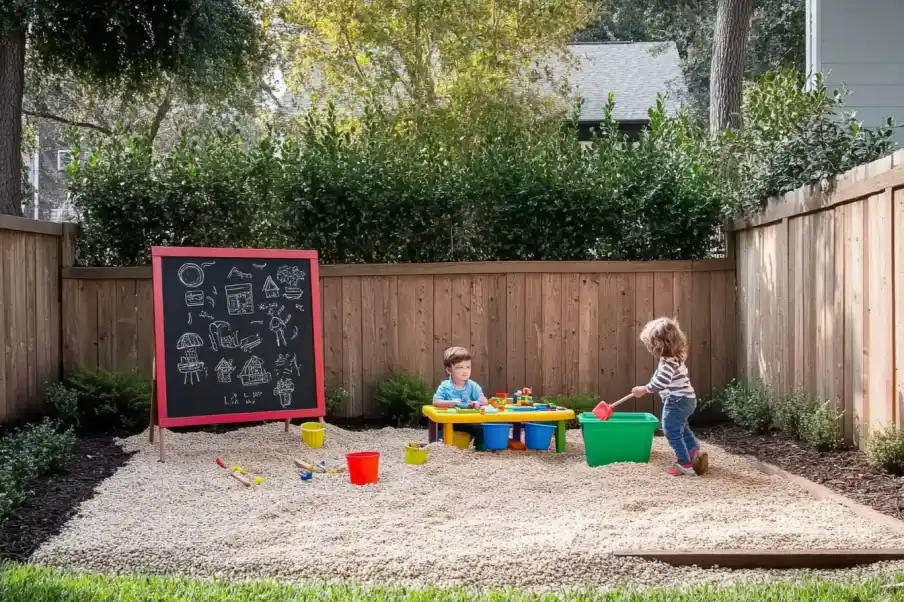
[718,380,773,434]
[42,381,80,430]
[866,426,904,475]
[374,371,433,427]
[65,368,152,433]
[772,389,810,438]
[799,401,845,451]
[0,419,76,521]
[542,392,599,428]
[325,387,348,418]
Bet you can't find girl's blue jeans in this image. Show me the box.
[661,396,698,464]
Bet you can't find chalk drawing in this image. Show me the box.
[176,332,206,385]
[225,283,254,316]
[215,358,235,383]
[178,263,204,288]
[228,267,253,280]
[238,356,271,387]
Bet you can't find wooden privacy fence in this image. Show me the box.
[61,261,736,418]
[0,216,65,424]
[732,149,904,446]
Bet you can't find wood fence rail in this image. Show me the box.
[731,149,904,445]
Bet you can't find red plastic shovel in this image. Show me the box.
[592,393,634,421]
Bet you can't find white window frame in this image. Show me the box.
[57,150,74,171]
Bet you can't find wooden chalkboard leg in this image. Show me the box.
[284,419,290,433]
[159,428,167,463]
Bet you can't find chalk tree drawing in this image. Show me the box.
[176,332,207,385]
[276,265,306,288]
[269,313,291,347]
[276,353,301,376]
[238,356,271,387]
[184,289,204,307]
[274,377,295,408]
[228,267,253,280]
[225,283,254,316]
[263,276,280,299]
[215,358,235,383]
[178,263,205,288]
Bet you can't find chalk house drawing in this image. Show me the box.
[215,358,235,383]
[176,332,207,385]
[238,356,271,387]
[274,377,295,408]
[225,283,254,316]
[178,263,205,288]
[263,276,280,299]
[269,313,291,347]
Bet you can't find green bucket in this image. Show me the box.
[577,411,659,467]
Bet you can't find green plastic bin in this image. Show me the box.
[577,411,659,467]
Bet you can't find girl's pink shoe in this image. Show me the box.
[667,462,695,476]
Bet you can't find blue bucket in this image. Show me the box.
[482,423,512,450]
[524,423,556,451]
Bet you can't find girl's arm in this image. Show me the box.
[645,358,678,393]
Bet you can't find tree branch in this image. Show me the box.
[147,92,172,143]
[21,110,113,134]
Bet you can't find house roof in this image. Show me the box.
[270,41,687,123]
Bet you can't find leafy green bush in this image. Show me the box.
[866,426,904,475]
[798,401,845,451]
[374,371,432,427]
[64,368,152,433]
[718,380,773,434]
[325,387,348,419]
[542,392,599,428]
[772,389,810,438]
[0,419,76,521]
[42,381,80,430]
[723,69,895,217]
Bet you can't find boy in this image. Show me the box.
[433,346,488,447]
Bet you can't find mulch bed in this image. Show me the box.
[698,424,904,522]
[0,434,135,562]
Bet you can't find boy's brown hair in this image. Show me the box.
[443,346,472,369]
[639,317,689,361]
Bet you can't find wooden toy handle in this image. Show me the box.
[609,394,634,408]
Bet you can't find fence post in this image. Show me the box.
[58,223,77,380]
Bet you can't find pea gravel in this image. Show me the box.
[29,423,904,592]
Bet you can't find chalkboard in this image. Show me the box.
[151,247,324,428]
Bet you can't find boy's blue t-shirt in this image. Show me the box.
[433,379,484,405]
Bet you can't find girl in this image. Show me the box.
[632,317,709,476]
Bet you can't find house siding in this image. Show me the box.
[808,0,904,145]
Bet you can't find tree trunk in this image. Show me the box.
[0,23,26,216]
[709,0,755,134]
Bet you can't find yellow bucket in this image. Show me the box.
[301,422,325,449]
[404,442,428,465]
[452,431,472,450]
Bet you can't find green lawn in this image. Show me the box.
[2,562,904,601]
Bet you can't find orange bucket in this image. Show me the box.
[346,451,380,485]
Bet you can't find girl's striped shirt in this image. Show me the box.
[646,357,696,400]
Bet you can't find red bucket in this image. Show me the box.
[346,452,380,485]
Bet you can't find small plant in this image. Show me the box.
[865,426,904,475]
[325,387,348,418]
[719,380,773,434]
[772,389,810,438]
[65,368,152,433]
[543,392,599,428]
[799,401,845,451]
[42,381,80,430]
[0,418,75,521]
[374,371,432,427]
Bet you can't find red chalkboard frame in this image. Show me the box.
[151,246,325,428]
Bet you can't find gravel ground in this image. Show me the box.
[29,423,904,591]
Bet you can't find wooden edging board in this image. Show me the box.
[614,459,904,570]
[610,549,904,569]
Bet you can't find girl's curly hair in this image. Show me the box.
[639,317,689,361]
